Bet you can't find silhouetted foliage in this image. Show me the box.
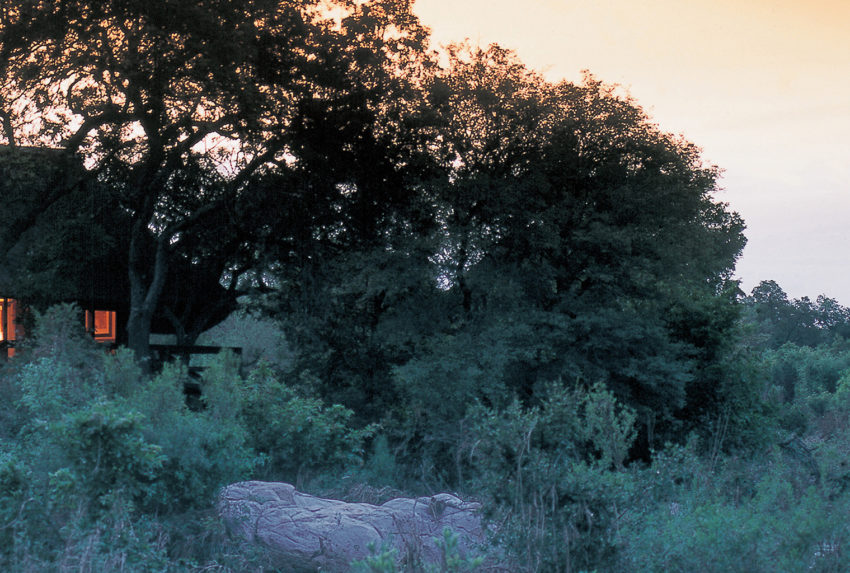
[743,280,850,348]
[266,45,747,461]
[0,0,433,364]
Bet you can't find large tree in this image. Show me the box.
[274,45,748,455]
[0,0,431,365]
[417,47,747,439]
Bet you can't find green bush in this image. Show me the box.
[132,359,257,511]
[466,381,639,572]
[102,346,144,398]
[350,528,485,573]
[11,301,850,571]
[618,471,849,572]
[0,308,272,568]
[0,449,30,560]
[41,493,171,573]
[766,343,850,407]
[51,400,165,513]
[241,360,376,486]
[22,303,101,367]
[611,437,850,572]
[358,433,402,488]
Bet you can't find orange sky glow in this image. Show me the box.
[414,0,850,302]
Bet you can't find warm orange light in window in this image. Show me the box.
[1,297,18,358]
[1,298,17,342]
[85,309,117,342]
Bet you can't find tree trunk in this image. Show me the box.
[126,300,154,373]
[127,218,170,373]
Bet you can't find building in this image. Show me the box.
[0,297,118,358]
[0,145,236,361]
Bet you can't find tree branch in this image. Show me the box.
[161,140,287,239]
[63,108,137,154]
[0,108,15,146]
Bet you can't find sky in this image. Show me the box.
[413,0,850,303]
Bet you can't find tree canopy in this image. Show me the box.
[742,280,850,349]
[1,1,747,448]
[0,0,433,363]
[260,43,747,454]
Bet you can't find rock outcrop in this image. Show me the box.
[219,481,489,572]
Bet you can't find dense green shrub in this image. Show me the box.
[5,301,850,571]
[617,448,850,572]
[240,360,376,486]
[21,303,102,367]
[0,449,30,561]
[132,360,258,511]
[51,401,166,512]
[102,346,144,398]
[0,305,376,569]
[350,528,486,573]
[466,382,639,572]
[766,343,850,406]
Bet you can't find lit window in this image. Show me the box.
[1,298,18,357]
[1,298,17,341]
[85,310,117,342]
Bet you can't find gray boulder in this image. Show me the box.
[219,481,489,572]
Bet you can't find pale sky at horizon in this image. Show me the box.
[414,0,850,303]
